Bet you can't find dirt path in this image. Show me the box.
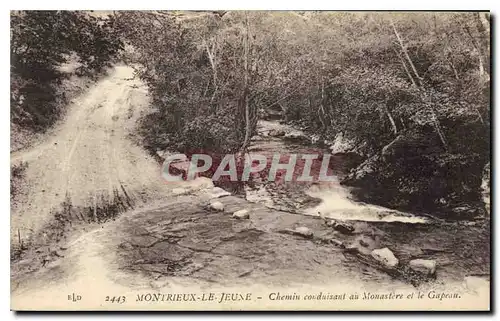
[10,64,215,301]
[10,65,184,244]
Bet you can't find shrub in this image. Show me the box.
[10,11,123,132]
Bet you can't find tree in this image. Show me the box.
[11,11,123,131]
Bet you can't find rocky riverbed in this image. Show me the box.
[11,118,490,310]
[242,120,490,287]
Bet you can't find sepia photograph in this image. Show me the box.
[9,10,491,311]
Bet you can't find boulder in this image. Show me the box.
[232,209,250,219]
[371,248,399,268]
[333,221,355,235]
[208,201,224,212]
[409,259,437,276]
[294,226,313,239]
[325,219,355,234]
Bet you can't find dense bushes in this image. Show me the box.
[118,11,489,216]
[10,11,489,216]
[10,11,123,132]
[343,129,488,217]
[117,12,267,155]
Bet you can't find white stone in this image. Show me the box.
[409,259,437,276]
[294,226,313,238]
[371,248,399,268]
[209,187,231,199]
[172,188,187,195]
[232,209,250,219]
[333,221,355,234]
[209,201,224,212]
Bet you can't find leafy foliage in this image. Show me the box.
[11,11,123,131]
[113,12,492,215]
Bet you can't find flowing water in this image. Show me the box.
[248,120,427,223]
[246,120,490,285]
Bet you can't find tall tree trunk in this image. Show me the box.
[384,106,398,134]
[391,19,423,87]
[430,109,448,150]
[240,13,252,152]
[463,16,489,82]
[318,79,327,130]
[393,47,417,87]
[392,19,448,151]
[446,55,460,80]
[475,12,490,78]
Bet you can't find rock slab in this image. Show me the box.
[209,201,224,212]
[371,247,399,268]
[232,209,250,219]
[409,259,437,276]
[294,226,313,239]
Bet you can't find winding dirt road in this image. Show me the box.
[11,65,177,244]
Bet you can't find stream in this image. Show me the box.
[10,118,490,309]
[245,120,490,285]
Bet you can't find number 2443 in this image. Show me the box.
[105,296,126,304]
